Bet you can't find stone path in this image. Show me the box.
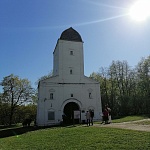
[94,119,150,132]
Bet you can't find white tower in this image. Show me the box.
[53,27,84,82]
[36,27,102,126]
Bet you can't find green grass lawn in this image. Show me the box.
[0,125,150,150]
[94,115,149,124]
[111,115,149,123]
[0,116,150,150]
[135,120,150,125]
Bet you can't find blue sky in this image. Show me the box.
[0,0,150,91]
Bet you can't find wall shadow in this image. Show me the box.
[0,125,60,139]
[0,123,82,139]
[0,126,38,138]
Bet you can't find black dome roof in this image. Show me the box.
[60,27,82,42]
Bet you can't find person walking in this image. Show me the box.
[90,110,94,125]
[85,111,90,126]
[107,106,112,123]
[103,108,109,124]
[101,110,105,124]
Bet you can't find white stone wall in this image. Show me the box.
[53,40,84,82]
[37,36,102,126]
[37,77,102,126]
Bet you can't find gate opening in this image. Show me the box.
[63,102,80,124]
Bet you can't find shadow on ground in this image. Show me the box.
[0,125,60,139]
[0,123,80,138]
[0,126,40,138]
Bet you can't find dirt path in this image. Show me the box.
[94,119,150,132]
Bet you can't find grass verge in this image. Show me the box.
[112,115,149,123]
[0,125,149,150]
[134,120,150,125]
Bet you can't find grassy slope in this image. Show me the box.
[0,126,150,150]
[0,116,150,150]
[112,115,149,123]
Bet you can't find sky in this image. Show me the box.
[0,0,150,91]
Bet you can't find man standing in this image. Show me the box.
[107,106,112,123]
[90,110,94,125]
[85,111,90,126]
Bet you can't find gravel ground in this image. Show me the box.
[94,119,150,132]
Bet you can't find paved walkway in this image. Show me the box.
[94,119,150,132]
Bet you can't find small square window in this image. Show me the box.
[48,111,55,120]
[71,94,73,97]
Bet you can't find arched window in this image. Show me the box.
[50,93,53,99]
[89,93,92,98]
[70,51,73,55]
[49,89,55,100]
[88,88,93,99]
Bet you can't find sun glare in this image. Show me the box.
[129,0,150,21]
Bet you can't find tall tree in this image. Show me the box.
[109,60,132,115]
[0,74,34,125]
[136,56,150,114]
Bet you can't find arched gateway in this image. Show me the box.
[63,102,80,124]
[36,27,102,126]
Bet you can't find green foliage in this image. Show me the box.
[1,74,34,104]
[90,56,150,117]
[0,102,10,125]
[0,126,149,150]
[0,104,37,126]
[14,104,37,123]
[0,74,36,125]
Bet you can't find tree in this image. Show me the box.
[0,74,34,125]
[90,69,109,109]
[108,60,133,116]
[14,104,37,124]
[0,93,10,125]
[136,56,150,114]
[90,61,138,117]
